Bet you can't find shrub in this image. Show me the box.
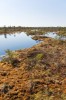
[2,49,20,67]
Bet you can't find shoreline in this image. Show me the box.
[0,37,66,99]
[0,27,66,36]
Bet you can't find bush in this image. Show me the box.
[2,49,20,67]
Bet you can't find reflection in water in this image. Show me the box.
[3,33,20,38]
[44,32,66,40]
[4,34,7,38]
[36,40,40,43]
[14,34,16,37]
[0,32,40,56]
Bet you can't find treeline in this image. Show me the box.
[0,26,66,34]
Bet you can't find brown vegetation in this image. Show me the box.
[0,27,66,36]
[0,37,66,99]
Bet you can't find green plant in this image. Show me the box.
[36,53,43,60]
[2,49,20,66]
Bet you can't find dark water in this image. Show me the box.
[0,32,40,56]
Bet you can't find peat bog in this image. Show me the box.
[0,27,66,100]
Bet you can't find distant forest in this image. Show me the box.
[0,26,66,34]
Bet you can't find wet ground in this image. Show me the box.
[0,31,66,99]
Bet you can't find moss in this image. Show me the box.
[61,94,66,100]
[0,36,66,99]
[36,53,43,60]
[30,91,55,100]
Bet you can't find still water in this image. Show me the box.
[44,32,66,40]
[0,32,40,56]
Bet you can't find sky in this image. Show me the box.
[0,0,66,27]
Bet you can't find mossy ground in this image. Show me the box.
[0,37,66,100]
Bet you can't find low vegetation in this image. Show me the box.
[0,36,66,99]
[0,26,66,36]
[2,49,20,67]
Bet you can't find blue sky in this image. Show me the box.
[0,0,66,27]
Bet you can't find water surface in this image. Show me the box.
[44,32,66,40]
[0,32,40,56]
